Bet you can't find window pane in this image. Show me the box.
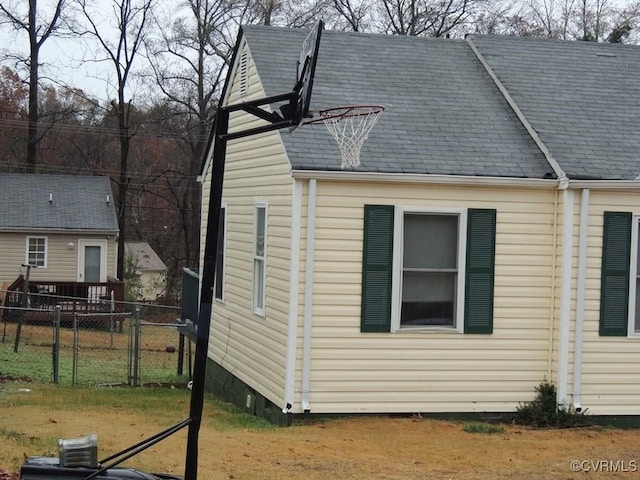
[404,214,457,269]
[256,207,265,256]
[401,271,456,326]
[636,278,640,332]
[254,259,264,310]
[636,222,640,332]
[28,238,46,267]
[215,208,225,300]
[84,246,101,282]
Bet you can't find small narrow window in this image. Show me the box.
[239,49,249,95]
[26,236,47,267]
[253,204,267,315]
[214,207,226,301]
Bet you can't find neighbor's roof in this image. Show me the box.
[125,241,167,271]
[240,26,640,180]
[0,174,119,231]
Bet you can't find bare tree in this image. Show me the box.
[73,0,157,279]
[330,0,371,31]
[378,0,491,37]
[0,0,67,173]
[146,0,236,272]
[504,0,640,41]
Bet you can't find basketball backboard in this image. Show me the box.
[294,20,323,124]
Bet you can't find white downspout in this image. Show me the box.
[573,189,589,413]
[283,180,303,413]
[557,187,574,409]
[301,179,317,413]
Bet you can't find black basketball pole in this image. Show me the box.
[184,108,229,480]
[183,23,322,479]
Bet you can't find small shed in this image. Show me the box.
[124,242,167,302]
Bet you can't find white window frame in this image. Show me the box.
[214,205,227,302]
[391,207,467,333]
[253,203,267,316]
[628,215,640,337]
[26,236,48,268]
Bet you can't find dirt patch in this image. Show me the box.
[1,386,639,479]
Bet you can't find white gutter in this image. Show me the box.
[557,189,574,409]
[292,170,559,188]
[283,179,303,413]
[568,180,640,190]
[465,37,568,184]
[0,228,119,235]
[573,189,589,413]
[301,179,317,413]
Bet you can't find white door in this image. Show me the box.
[78,240,108,282]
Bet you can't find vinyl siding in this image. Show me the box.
[573,189,640,415]
[202,41,295,409]
[303,181,557,414]
[202,39,562,415]
[0,232,116,285]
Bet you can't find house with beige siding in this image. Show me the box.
[0,174,119,293]
[124,241,167,302]
[199,26,640,424]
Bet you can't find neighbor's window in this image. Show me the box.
[214,207,226,301]
[397,211,463,329]
[26,236,47,267]
[253,204,267,315]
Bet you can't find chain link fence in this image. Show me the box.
[0,291,190,387]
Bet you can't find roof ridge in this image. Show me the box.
[465,36,567,184]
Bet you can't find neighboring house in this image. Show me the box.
[0,174,119,290]
[124,241,167,302]
[198,27,640,424]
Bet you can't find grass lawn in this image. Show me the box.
[0,321,189,386]
[1,381,640,479]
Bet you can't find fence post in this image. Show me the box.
[14,264,35,353]
[177,333,185,376]
[72,314,78,386]
[127,316,133,386]
[133,309,141,387]
[52,306,60,384]
[109,290,115,349]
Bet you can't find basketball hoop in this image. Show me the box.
[308,105,384,169]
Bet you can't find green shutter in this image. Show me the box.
[464,209,496,334]
[599,211,632,336]
[361,205,394,332]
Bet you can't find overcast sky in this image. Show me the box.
[0,0,167,103]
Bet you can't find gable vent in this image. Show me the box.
[239,49,249,95]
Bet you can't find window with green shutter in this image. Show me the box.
[361,205,394,332]
[599,211,632,336]
[464,209,496,334]
[360,205,496,334]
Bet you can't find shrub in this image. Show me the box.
[513,379,589,428]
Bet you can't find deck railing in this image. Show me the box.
[4,277,125,314]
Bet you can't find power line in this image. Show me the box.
[0,116,214,142]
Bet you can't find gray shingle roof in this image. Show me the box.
[469,34,640,180]
[241,26,640,180]
[125,241,167,271]
[0,174,119,231]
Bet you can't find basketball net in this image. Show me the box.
[318,106,384,169]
